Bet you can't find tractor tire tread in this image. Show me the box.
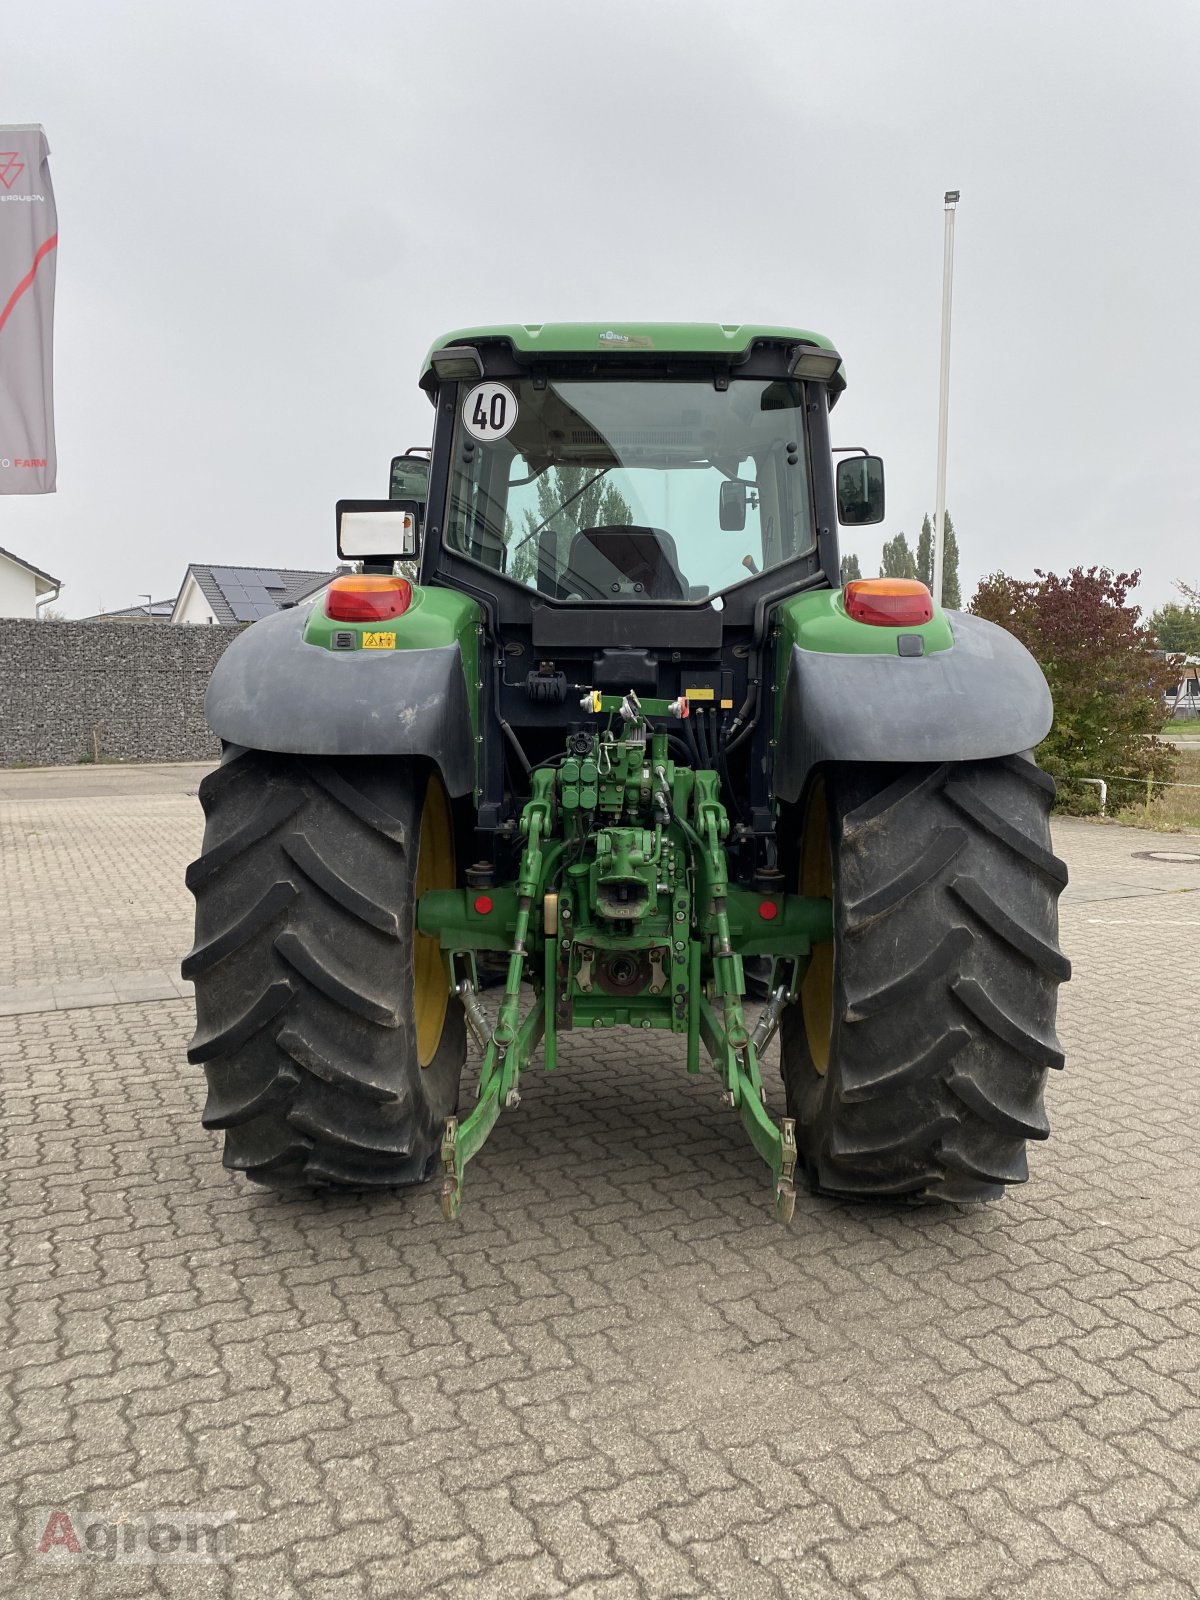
[782,756,1068,1204]
[182,881,299,979]
[185,751,463,1191]
[283,833,401,935]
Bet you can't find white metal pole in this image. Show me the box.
[933,190,959,606]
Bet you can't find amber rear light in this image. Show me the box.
[844,578,934,627]
[325,575,413,623]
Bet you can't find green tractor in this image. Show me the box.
[185,323,1069,1220]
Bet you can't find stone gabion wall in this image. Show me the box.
[0,619,242,765]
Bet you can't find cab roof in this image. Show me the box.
[420,322,844,388]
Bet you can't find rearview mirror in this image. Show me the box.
[719,479,748,532]
[336,499,421,563]
[390,452,431,502]
[836,455,885,525]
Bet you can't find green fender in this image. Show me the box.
[773,594,1053,804]
[204,589,480,796]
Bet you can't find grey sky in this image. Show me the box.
[5,0,1197,617]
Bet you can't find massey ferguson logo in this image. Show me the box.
[0,152,26,190]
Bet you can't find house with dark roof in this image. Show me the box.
[0,544,62,617]
[171,564,337,625]
[78,598,175,624]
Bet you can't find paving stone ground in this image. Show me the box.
[2,762,1199,1599]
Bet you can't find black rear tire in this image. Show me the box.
[780,755,1070,1204]
[184,749,464,1191]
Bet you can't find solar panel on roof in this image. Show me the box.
[257,571,283,588]
[209,567,244,586]
[241,585,271,604]
[230,601,263,622]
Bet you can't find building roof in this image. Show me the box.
[174,564,336,624]
[0,543,62,592]
[78,599,174,623]
[287,570,348,605]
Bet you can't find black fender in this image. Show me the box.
[774,610,1053,805]
[204,606,476,796]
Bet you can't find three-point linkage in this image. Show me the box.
[421,691,831,1221]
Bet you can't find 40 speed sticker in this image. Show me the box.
[462,382,518,442]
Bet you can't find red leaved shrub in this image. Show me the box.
[970,567,1177,813]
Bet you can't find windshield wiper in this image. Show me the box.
[509,467,612,558]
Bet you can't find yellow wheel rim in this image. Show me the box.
[413,773,454,1068]
[800,777,834,1076]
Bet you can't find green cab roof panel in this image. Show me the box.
[420,322,842,384]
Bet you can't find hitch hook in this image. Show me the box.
[440,1117,462,1221]
[774,1117,798,1224]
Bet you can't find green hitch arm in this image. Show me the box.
[693,773,797,1221]
[440,775,554,1220]
[694,777,755,1067]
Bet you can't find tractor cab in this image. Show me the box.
[373,326,884,855]
[414,325,869,605]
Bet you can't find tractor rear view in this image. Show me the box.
[185,324,1068,1218]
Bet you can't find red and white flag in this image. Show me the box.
[0,124,57,494]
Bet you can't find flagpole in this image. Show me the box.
[933,189,959,607]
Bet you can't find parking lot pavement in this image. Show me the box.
[2,769,1199,1600]
[0,763,212,994]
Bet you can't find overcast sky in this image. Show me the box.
[5,0,1197,617]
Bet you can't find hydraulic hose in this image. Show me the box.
[682,709,703,771]
[718,713,745,823]
[722,686,759,757]
[500,718,532,777]
[694,706,711,771]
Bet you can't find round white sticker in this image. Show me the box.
[462,382,519,442]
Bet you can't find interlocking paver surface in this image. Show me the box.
[1,763,1199,1599]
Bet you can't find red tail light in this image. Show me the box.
[326,575,413,622]
[844,578,934,627]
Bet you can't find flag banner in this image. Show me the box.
[0,124,57,494]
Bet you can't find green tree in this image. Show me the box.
[916,511,961,608]
[1147,580,1200,653]
[839,551,862,585]
[970,566,1177,813]
[880,532,917,580]
[505,467,633,585]
[1147,601,1200,654]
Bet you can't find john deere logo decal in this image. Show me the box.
[597,329,653,350]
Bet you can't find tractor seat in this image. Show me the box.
[565,525,687,601]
